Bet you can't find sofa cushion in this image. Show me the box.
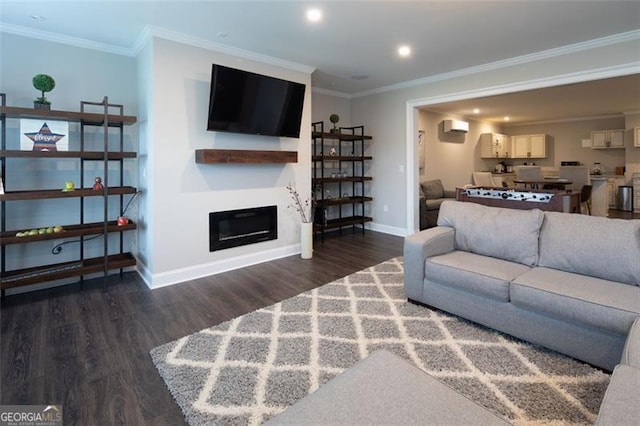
[595,364,640,425]
[511,267,640,335]
[426,251,531,302]
[538,212,640,286]
[437,200,544,266]
[421,179,444,199]
[621,318,640,368]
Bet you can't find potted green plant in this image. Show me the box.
[32,74,56,110]
[329,113,340,133]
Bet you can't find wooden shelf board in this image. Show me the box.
[312,131,372,141]
[195,149,297,164]
[1,253,136,289]
[0,106,136,126]
[1,150,136,159]
[314,216,372,230]
[0,186,137,201]
[312,155,372,161]
[1,221,136,246]
[312,177,372,184]
[316,196,373,207]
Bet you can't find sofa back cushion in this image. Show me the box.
[538,212,640,286]
[437,200,544,266]
[421,180,444,199]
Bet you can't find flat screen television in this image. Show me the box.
[207,64,306,138]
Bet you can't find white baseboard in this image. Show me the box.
[367,221,409,237]
[139,244,300,289]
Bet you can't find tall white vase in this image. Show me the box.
[300,222,313,259]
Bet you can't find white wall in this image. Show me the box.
[351,36,640,233]
[311,91,352,128]
[139,37,312,288]
[0,33,138,294]
[418,110,503,187]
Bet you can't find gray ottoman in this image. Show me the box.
[266,350,510,425]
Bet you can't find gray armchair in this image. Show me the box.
[419,179,456,229]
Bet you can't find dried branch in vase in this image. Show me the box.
[286,183,314,223]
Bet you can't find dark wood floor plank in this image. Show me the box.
[1,230,403,425]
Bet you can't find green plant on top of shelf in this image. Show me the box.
[32,74,56,109]
[329,114,340,133]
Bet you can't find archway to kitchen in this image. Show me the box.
[404,66,639,234]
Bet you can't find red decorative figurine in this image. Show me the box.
[93,176,104,191]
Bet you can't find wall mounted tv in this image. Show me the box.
[207,64,306,138]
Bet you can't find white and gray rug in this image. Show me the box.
[150,257,610,426]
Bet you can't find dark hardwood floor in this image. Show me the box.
[1,230,403,425]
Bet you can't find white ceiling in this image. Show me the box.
[1,1,639,122]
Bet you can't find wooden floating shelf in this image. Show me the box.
[1,220,136,246]
[1,149,136,159]
[195,149,298,164]
[0,186,137,201]
[1,253,136,289]
[0,105,137,126]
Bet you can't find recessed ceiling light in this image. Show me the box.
[504,116,510,121]
[398,45,411,58]
[473,108,480,114]
[306,8,322,23]
[30,14,47,21]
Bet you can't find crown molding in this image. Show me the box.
[353,29,640,99]
[0,22,135,56]
[134,25,315,75]
[0,22,315,75]
[311,87,352,99]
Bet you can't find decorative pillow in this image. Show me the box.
[538,212,640,286]
[437,200,544,266]
[421,179,444,199]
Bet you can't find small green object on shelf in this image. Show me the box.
[32,73,56,109]
[329,113,340,133]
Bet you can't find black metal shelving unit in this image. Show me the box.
[312,121,373,241]
[0,95,137,295]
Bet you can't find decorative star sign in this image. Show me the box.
[24,122,65,151]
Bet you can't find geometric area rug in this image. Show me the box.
[150,257,610,426]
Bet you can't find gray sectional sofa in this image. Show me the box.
[404,200,640,371]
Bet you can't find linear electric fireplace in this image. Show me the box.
[209,205,277,251]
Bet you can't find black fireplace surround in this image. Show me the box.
[209,205,277,251]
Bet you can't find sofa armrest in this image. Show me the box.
[444,189,457,199]
[595,364,640,425]
[621,317,640,368]
[403,227,455,300]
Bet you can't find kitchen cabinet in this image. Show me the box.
[591,129,624,149]
[480,133,510,158]
[634,127,640,148]
[512,134,547,158]
[606,176,627,208]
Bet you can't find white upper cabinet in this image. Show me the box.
[480,133,510,158]
[511,134,547,158]
[634,127,640,148]
[591,129,624,149]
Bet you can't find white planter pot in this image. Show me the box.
[300,222,313,259]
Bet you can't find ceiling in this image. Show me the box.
[1,1,639,122]
[423,74,640,125]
